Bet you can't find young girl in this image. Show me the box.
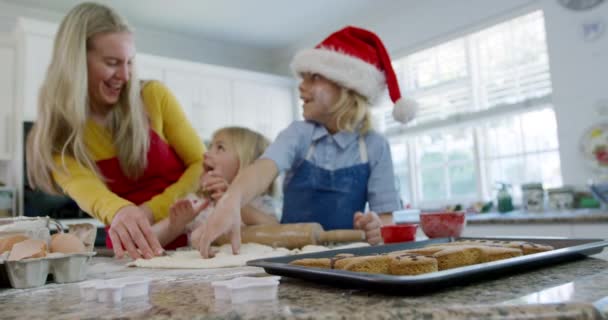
[152,127,279,247]
[192,26,417,257]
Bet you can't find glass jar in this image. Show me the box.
[547,187,575,211]
[521,183,544,212]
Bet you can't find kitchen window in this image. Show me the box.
[376,10,561,208]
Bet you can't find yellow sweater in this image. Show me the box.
[52,81,204,225]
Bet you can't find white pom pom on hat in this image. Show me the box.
[290,26,417,124]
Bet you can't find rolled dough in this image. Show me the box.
[128,242,369,269]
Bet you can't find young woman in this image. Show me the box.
[26,3,208,259]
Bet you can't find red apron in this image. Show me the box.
[98,130,189,250]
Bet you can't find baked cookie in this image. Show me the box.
[389,253,438,275]
[449,240,553,255]
[335,255,392,274]
[289,253,354,269]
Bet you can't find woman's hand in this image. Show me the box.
[190,193,242,258]
[109,205,164,259]
[353,211,382,245]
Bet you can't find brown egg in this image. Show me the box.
[8,239,47,261]
[50,233,86,253]
[0,234,30,254]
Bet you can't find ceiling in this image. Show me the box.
[0,0,400,49]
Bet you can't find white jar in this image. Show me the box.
[547,187,574,211]
[522,183,544,212]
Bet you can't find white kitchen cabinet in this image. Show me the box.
[571,224,607,239]
[194,75,233,141]
[232,80,294,140]
[164,70,198,122]
[136,55,165,82]
[0,40,14,160]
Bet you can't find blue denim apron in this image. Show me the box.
[281,136,370,230]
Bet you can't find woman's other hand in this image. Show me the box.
[109,205,164,259]
[353,211,382,245]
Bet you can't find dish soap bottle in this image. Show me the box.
[496,182,514,213]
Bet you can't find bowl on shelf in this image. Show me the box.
[380,224,418,243]
[419,211,466,238]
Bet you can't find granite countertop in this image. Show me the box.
[1,250,608,319]
[398,209,608,225]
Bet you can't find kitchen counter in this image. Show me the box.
[398,209,608,224]
[1,250,608,319]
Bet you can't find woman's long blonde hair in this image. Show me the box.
[27,2,149,194]
[213,127,275,195]
[329,88,372,134]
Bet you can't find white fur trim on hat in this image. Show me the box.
[290,48,385,102]
[392,97,417,123]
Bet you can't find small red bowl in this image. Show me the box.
[419,211,466,238]
[381,224,418,243]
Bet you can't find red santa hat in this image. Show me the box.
[291,26,417,123]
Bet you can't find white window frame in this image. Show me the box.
[379,8,560,208]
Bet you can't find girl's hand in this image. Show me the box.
[190,193,242,258]
[169,199,210,232]
[353,211,382,245]
[200,170,229,202]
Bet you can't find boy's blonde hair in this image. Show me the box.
[27,2,149,194]
[212,127,275,195]
[329,88,372,135]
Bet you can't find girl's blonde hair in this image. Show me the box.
[27,2,149,194]
[212,127,275,195]
[329,88,372,134]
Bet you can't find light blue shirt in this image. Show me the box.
[262,121,401,214]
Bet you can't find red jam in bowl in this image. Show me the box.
[419,211,466,238]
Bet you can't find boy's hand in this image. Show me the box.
[190,193,242,258]
[353,211,382,245]
[169,199,209,232]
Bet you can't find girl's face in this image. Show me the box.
[86,31,135,113]
[298,72,341,126]
[203,132,240,183]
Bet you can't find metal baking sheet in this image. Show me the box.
[247,237,608,294]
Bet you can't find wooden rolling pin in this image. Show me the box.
[215,223,365,249]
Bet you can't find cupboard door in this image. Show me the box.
[232,80,268,136]
[266,85,294,140]
[22,34,53,121]
[0,46,14,159]
[136,57,164,82]
[164,71,198,121]
[232,81,294,141]
[192,76,233,142]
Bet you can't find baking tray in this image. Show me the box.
[247,237,608,294]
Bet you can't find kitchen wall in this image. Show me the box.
[273,0,608,189]
[0,1,276,73]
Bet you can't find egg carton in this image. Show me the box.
[79,277,152,304]
[0,251,96,289]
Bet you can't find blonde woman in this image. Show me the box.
[193,26,417,258]
[153,127,279,247]
[26,3,209,259]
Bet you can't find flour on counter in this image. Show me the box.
[128,242,369,269]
